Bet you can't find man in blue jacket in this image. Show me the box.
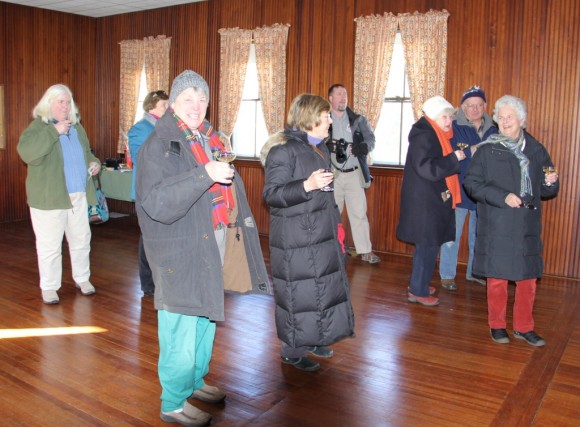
[128,90,168,297]
[439,86,497,290]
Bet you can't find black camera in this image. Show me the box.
[327,138,351,163]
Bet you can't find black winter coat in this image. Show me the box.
[463,132,559,281]
[262,130,355,348]
[397,117,461,246]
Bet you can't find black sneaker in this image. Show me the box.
[308,346,333,358]
[280,356,320,371]
[490,328,510,344]
[514,330,546,347]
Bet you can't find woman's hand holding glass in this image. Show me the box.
[543,166,558,186]
[304,168,334,193]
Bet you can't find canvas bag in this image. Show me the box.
[88,174,109,224]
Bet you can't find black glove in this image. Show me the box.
[351,143,369,156]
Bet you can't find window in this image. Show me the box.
[231,44,268,158]
[133,68,149,124]
[373,33,413,166]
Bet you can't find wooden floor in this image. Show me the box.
[1,216,580,427]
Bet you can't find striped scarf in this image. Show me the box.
[172,112,235,228]
[481,132,532,197]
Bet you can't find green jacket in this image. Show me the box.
[17,118,100,209]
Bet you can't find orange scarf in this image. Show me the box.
[426,117,461,208]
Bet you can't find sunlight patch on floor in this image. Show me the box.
[0,326,107,339]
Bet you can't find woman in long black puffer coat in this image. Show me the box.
[260,94,355,372]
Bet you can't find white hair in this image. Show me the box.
[493,95,527,128]
[32,84,80,125]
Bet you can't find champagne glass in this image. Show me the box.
[543,166,558,187]
[216,151,236,167]
[320,168,334,192]
[456,142,469,150]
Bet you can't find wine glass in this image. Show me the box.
[216,151,237,167]
[320,168,334,192]
[542,166,558,186]
[456,142,469,150]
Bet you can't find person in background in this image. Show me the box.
[439,86,497,291]
[17,84,100,305]
[261,93,355,372]
[464,95,559,347]
[397,96,466,307]
[327,84,380,264]
[128,89,169,297]
[136,70,271,426]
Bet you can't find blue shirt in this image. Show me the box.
[60,127,87,194]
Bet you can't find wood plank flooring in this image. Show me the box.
[1,215,579,426]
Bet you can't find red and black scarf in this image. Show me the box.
[172,112,235,228]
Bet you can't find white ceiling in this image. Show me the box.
[2,0,206,18]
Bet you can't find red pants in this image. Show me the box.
[487,278,537,332]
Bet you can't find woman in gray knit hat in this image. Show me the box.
[136,70,271,426]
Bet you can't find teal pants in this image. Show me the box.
[158,310,216,412]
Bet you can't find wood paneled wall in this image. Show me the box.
[1,0,579,279]
[0,2,96,222]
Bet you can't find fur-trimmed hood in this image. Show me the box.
[260,128,309,166]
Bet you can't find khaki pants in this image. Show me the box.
[333,171,372,254]
[30,192,91,290]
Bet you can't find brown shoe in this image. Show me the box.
[192,384,226,403]
[160,401,211,426]
[361,252,381,264]
[441,279,457,291]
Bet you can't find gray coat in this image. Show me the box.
[262,129,355,348]
[136,113,271,321]
[464,132,559,281]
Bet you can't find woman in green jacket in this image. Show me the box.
[17,84,100,305]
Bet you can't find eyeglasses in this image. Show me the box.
[464,103,484,110]
[522,202,537,210]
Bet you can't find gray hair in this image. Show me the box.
[493,95,527,128]
[32,84,80,125]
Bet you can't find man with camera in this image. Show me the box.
[327,84,380,264]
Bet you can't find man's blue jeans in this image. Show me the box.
[439,207,476,280]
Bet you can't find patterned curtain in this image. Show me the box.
[143,36,171,94]
[118,35,171,153]
[398,10,450,121]
[353,13,398,129]
[218,27,253,137]
[254,23,290,135]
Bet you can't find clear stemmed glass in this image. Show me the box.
[320,168,334,192]
[216,151,236,167]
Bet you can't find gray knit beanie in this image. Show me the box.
[169,70,210,105]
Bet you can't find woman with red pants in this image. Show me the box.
[464,95,559,347]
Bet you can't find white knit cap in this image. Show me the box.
[422,95,455,120]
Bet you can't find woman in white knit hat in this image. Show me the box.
[397,96,466,306]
